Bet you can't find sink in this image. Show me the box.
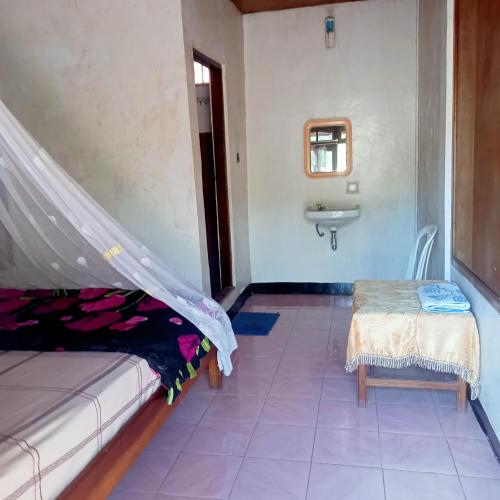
[305,204,360,230]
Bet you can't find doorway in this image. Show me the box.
[193,51,233,300]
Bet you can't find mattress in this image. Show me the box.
[0,351,161,500]
[0,288,212,403]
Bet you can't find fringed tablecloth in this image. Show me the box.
[345,280,481,399]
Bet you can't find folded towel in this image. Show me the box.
[417,283,471,314]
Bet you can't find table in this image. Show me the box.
[346,280,480,412]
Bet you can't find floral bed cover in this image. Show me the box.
[0,288,212,403]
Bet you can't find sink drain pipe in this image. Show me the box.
[315,224,338,251]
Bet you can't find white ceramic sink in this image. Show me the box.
[305,204,360,230]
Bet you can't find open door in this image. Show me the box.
[193,51,233,300]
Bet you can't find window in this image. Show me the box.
[194,61,210,85]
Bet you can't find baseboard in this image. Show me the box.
[226,285,253,319]
[226,282,352,319]
[470,398,500,462]
[248,282,353,295]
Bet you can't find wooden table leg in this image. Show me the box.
[457,376,467,412]
[208,354,223,390]
[358,364,367,408]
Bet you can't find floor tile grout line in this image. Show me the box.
[156,382,220,494]
[226,305,301,499]
[374,388,387,500]
[304,310,332,500]
[436,402,469,499]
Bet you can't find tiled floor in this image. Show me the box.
[110,294,500,500]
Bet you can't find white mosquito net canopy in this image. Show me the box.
[0,99,236,374]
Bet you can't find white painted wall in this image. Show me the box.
[244,0,417,283]
[0,0,206,288]
[416,0,447,279]
[452,268,500,435]
[182,0,252,297]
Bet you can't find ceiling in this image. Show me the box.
[230,0,365,14]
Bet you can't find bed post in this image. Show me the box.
[208,353,223,389]
[457,376,467,412]
[358,364,367,407]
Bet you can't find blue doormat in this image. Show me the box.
[232,312,280,336]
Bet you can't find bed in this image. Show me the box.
[0,288,224,499]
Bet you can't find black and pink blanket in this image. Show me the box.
[0,288,212,403]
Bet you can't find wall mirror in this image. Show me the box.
[304,118,352,177]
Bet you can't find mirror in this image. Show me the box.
[304,118,352,177]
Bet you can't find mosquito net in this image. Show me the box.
[0,99,236,374]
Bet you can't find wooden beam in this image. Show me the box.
[230,0,365,15]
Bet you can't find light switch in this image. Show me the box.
[346,181,359,194]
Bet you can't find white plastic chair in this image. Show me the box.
[405,224,438,280]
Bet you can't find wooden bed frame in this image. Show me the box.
[60,349,222,500]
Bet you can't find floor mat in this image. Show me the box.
[232,312,279,336]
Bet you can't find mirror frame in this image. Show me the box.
[304,118,352,178]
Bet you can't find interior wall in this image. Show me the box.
[416,0,447,279]
[0,0,205,288]
[181,0,252,296]
[244,0,417,283]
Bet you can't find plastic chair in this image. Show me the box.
[405,225,438,280]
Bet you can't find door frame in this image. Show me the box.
[193,50,233,300]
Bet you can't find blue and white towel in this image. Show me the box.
[417,283,471,314]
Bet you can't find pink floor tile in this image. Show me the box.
[148,419,197,452]
[437,407,485,439]
[307,463,385,500]
[323,361,354,379]
[377,404,443,436]
[259,397,319,426]
[460,475,500,500]
[233,355,278,376]
[293,315,332,330]
[313,428,381,467]
[109,490,155,500]
[159,452,242,498]
[220,372,273,397]
[171,393,214,421]
[246,423,315,461]
[299,306,333,319]
[190,372,222,395]
[115,449,178,493]
[155,495,210,500]
[384,470,465,500]
[269,374,323,399]
[184,420,254,456]
[431,389,469,409]
[375,387,434,406]
[230,457,310,500]
[448,437,500,479]
[380,433,456,474]
[321,378,372,402]
[276,356,326,378]
[204,395,265,423]
[317,400,378,431]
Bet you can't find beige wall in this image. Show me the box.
[245,0,417,283]
[182,0,251,297]
[417,0,447,279]
[0,0,251,293]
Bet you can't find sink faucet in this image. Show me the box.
[316,203,324,211]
